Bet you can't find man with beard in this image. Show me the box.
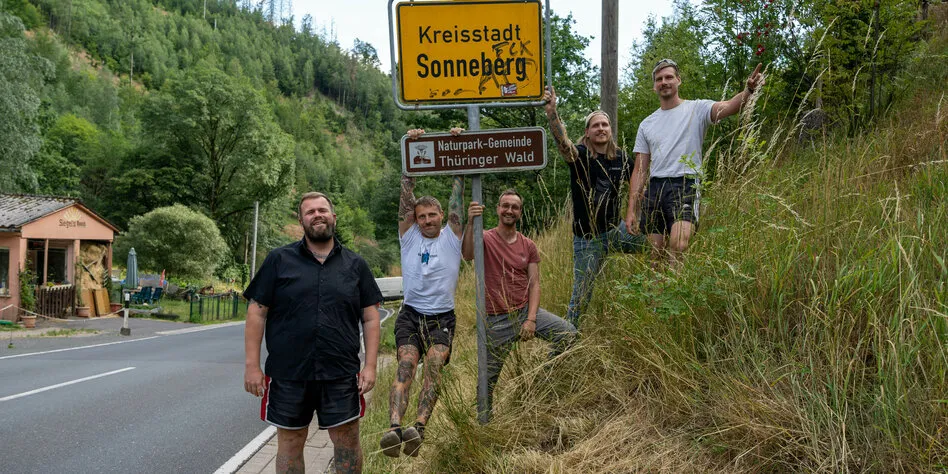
[244,192,382,474]
[542,87,648,328]
[463,190,577,413]
[629,60,763,267]
[380,128,465,458]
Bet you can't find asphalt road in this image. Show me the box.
[0,320,265,474]
[0,307,396,474]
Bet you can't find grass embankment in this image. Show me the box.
[359,34,947,474]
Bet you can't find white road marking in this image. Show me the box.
[156,321,244,335]
[0,367,136,402]
[213,426,277,474]
[0,336,161,360]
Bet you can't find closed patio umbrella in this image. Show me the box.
[126,248,139,289]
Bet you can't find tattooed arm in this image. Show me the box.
[398,174,417,238]
[244,299,268,397]
[543,86,579,163]
[448,175,465,239]
[399,129,428,237]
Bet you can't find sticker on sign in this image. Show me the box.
[401,128,547,176]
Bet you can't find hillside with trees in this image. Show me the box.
[0,0,601,281]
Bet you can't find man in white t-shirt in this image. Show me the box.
[628,59,763,267]
[380,128,465,458]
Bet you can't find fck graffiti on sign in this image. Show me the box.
[395,1,543,104]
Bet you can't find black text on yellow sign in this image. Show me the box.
[396,1,543,104]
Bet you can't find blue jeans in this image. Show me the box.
[566,222,648,327]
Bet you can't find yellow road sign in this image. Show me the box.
[395,1,543,104]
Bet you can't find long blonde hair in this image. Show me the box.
[578,110,619,161]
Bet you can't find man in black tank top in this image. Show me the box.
[542,86,648,328]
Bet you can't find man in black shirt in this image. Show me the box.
[244,192,382,474]
[542,86,648,327]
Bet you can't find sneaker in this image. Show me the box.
[380,426,402,458]
[402,423,424,457]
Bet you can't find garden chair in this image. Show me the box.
[132,286,153,305]
[149,287,164,304]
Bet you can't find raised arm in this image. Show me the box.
[711,63,763,122]
[542,86,578,163]
[626,153,651,234]
[398,174,416,237]
[448,175,465,239]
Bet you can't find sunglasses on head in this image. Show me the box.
[652,58,679,78]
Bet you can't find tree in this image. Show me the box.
[115,204,228,280]
[0,12,52,192]
[140,65,295,247]
[352,38,381,69]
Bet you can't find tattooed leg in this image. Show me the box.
[416,344,450,425]
[389,345,420,425]
[275,427,307,474]
[328,419,362,474]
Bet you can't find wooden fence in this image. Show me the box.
[36,285,76,319]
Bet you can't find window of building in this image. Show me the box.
[0,248,9,296]
[47,248,67,284]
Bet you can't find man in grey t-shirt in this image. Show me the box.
[628,59,763,267]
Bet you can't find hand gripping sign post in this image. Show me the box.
[391,0,552,423]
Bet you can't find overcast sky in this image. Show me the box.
[293,1,677,74]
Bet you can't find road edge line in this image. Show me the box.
[156,321,244,335]
[213,426,277,474]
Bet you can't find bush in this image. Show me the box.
[18,266,35,312]
[115,204,228,280]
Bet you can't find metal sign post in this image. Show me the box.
[120,291,131,336]
[467,106,490,424]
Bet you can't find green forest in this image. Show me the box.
[3,0,933,282]
[3,0,946,471]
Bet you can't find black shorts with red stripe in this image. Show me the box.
[260,375,365,430]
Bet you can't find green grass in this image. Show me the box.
[128,297,247,323]
[34,328,99,337]
[380,305,398,353]
[356,25,948,473]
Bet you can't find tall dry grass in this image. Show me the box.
[359,22,947,474]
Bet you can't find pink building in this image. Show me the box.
[0,194,118,322]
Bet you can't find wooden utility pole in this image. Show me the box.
[601,0,619,136]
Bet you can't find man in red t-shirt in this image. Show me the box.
[462,189,577,412]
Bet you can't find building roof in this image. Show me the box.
[0,194,119,232]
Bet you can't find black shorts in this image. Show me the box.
[261,375,365,430]
[394,304,456,364]
[641,177,700,235]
